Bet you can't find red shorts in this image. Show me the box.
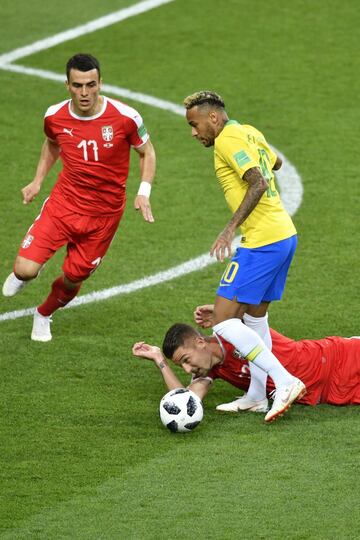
[270,331,360,406]
[320,337,360,405]
[18,196,123,282]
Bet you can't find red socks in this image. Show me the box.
[38,276,81,317]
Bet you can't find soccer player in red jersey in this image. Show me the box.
[133,324,360,417]
[2,53,156,342]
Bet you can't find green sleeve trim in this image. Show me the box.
[137,123,147,138]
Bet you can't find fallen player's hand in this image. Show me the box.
[132,342,162,361]
[194,304,215,328]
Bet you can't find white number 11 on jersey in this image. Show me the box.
[77,139,99,161]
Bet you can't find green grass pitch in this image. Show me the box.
[0,1,359,538]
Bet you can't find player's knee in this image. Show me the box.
[212,310,226,326]
[213,302,247,326]
[213,318,262,353]
[63,274,83,290]
[14,257,42,281]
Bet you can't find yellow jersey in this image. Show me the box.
[214,120,296,248]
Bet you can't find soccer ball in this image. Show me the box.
[159,388,204,433]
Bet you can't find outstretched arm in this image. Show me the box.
[132,342,183,391]
[22,138,60,204]
[132,342,211,400]
[133,139,156,223]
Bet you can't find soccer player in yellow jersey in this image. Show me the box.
[183,91,305,422]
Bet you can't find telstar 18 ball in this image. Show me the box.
[159,388,204,433]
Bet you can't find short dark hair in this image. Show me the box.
[66,53,101,81]
[183,90,225,111]
[162,323,201,359]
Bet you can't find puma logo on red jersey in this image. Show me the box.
[63,128,74,137]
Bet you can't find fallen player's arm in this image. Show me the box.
[188,377,212,400]
[132,342,182,390]
[132,342,211,400]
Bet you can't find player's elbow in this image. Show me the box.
[145,140,156,159]
[259,177,269,194]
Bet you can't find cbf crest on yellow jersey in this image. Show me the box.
[214,120,296,248]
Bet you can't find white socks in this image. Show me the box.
[243,312,272,350]
[213,318,294,389]
[243,313,271,400]
[246,362,268,401]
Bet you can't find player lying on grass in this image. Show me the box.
[193,303,360,408]
[132,321,360,414]
[135,313,308,423]
[134,319,306,423]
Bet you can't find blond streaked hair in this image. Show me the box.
[183,91,225,110]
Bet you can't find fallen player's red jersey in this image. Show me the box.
[208,330,360,405]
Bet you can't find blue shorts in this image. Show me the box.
[216,235,297,305]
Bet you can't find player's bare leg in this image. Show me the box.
[212,295,247,325]
[2,256,43,296]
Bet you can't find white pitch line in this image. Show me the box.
[0,0,175,66]
[273,149,303,216]
[0,63,185,117]
[0,76,302,324]
[0,252,216,322]
[0,2,303,324]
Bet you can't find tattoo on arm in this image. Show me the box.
[158,361,167,370]
[228,167,268,229]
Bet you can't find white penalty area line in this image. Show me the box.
[0,252,218,322]
[0,0,303,324]
[0,63,185,117]
[0,0,176,66]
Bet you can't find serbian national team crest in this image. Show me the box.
[102,125,113,142]
[22,234,34,249]
[233,348,244,360]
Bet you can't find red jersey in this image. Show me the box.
[44,96,149,216]
[203,329,360,406]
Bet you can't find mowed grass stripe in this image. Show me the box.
[2,412,358,540]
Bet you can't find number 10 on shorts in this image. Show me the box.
[220,261,239,284]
